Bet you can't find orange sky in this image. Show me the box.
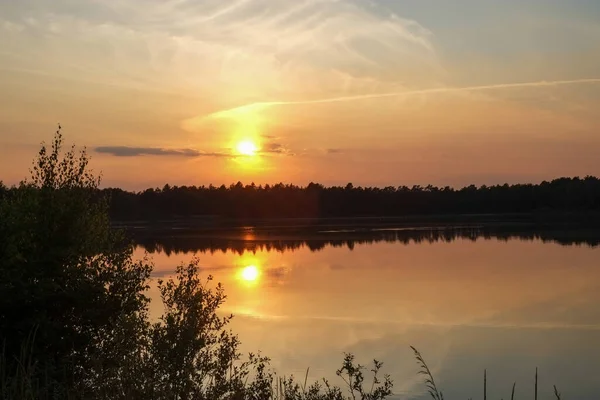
[2,1,600,189]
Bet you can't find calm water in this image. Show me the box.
[135,228,600,399]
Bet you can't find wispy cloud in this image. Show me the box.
[95,146,227,158]
[261,140,293,156]
[0,0,439,97]
[253,134,294,156]
[261,142,287,154]
[203,78,600,120]
[95,143,295,158]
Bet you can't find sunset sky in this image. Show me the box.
[1,0,600,189]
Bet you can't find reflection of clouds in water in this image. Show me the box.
[265,266,286,280]
[234,263,293,288]
[329,263,347,270]
[344,331,451,399]
[438,327,600,400]
[152,267,293,289]
[230,315,600,400]
[150,260,291,286]
[480,286,600,328]
[263,265,292,287]
[230,312,600,331]
[142,235,600,399]
[150,263,233,278]
[229,317,451,400]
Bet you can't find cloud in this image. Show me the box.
[95,146,227,158]
[1,20,24,33]
[202,78,600,120]
[259,137,294,156]
[262,266,292,287]
[261,142,288,154]
[326,148,343,154]
[95,143,294,158]
[1,0,440,98]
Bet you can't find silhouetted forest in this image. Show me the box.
[134,226,600,256]
[106,177,600,221]
[3,176,600,221]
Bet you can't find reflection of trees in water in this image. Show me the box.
[133,227,600,256]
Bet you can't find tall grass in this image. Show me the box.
[1,342,568,400]
[1,330,81,400]
[411,346,444,400]
[413,347,565,400]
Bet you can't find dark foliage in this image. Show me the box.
[0,128,395,399]
[0,127,152,397]
[88,177,600,221]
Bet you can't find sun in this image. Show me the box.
[240,265,260,282]
[236,140,258,156]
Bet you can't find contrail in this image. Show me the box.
[204,78,600,120]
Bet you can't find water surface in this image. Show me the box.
[135,228,600,399]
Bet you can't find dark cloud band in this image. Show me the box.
[95,146,227,158]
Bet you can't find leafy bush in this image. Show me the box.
[0,127,393,400]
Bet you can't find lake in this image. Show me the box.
[134,227,600,399]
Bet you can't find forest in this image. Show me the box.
[103,177,600,220]
[3,176,600,221]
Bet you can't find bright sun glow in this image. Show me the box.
[240,265,260,282]
[236,140,258,156]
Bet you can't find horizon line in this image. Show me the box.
[88,175,598,191]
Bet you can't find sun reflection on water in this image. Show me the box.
[240,265,260,282]
[236,254,263,286]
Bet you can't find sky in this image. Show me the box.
[1,0,600,190]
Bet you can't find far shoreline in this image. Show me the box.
[112,211,600,237]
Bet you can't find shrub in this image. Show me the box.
[0,127,393,400]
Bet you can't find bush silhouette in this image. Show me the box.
[0,127,393,399]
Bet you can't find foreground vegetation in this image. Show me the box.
[0,128,568,399]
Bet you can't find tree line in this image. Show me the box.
[3,172,600,222]
[92,177,600,220]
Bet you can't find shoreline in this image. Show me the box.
[112,212,600,236]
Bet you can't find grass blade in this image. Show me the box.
[535,368,538,400]
[484,369,486,400]
[411,346,443,400]
[554,385,562,400]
